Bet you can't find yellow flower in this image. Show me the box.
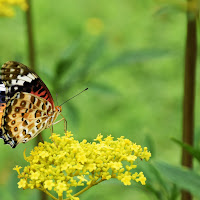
[110,162,122,170]
[94,133,103,142]
[44,180,55,191]
[77,175,87,182]
[135,172,147,185]
[17,179,27,188]
[40,151,49,158]
[15,131,151,199]
[30,171,40,180]
[85,163,96,172]
[55,181,67,196]
[13,165,22,175]
[0,0,28,17]
[121,171,132,186]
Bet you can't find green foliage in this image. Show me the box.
[38,36,170,127]
[103,49,171,70]
[0,0,197,199]
[172,138,200,162]
[136,162,179,200]
[155,162,200,198]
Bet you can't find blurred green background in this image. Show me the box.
[0,0,199,199]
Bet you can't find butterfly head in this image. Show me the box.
[55,105,62,113]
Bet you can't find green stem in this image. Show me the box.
[58,195,63,200]
[65,179,104,200]
[37,188,58,200]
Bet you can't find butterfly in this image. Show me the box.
[0,61,65,148]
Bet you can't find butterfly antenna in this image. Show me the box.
[56,93,59,105]
[59,88,88,106]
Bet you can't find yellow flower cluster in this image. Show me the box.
[14,132,151,200]
[0,0,28,17]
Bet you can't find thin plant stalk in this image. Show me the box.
[25,1,47,200]
[181,0,197,199]
[25,0,35,70]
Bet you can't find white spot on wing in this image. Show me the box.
[27,73,36,80]
[11,80,17,85]
[10,68,15,72]
[17,75,32,83]
[17,80,25,86]
[0,84,6,91]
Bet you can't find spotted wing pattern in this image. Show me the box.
[0,92,58,148]
[0,61,54,106]
[0,61,61,148]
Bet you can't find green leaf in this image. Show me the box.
[147,163,171,197]
[136,162,170,200]
[194,127,200,149]
[60,37,106,89]
[81,36,106,72]
[155,161,200,197]
[172,138,200,162]
[8,173,19,200]
[169,184,179,200]
[103,49,171,70]
[73,36,106,81]
[55,40,82,77]
[154,5,179,17]
[143,134,156,159]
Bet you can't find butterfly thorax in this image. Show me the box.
[46,105,62,128]
[55,105,62,113]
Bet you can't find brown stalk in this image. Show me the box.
[25,0,35,70]
[25,1,47,200]
[181,1,197,199]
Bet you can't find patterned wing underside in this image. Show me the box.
[0,92,54,148]
[0,61,54,106]
[0,80,6,126]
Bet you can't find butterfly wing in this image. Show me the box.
[0,61,55,107]
[0,61,58,148]
[1,92,54,148]
[0,80,6,126]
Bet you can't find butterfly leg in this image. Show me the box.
[39,134,44,143]
[60,113,67,132]
[53,115,67,132]
[50,125,53,134]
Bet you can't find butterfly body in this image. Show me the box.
[0,61,62,148]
